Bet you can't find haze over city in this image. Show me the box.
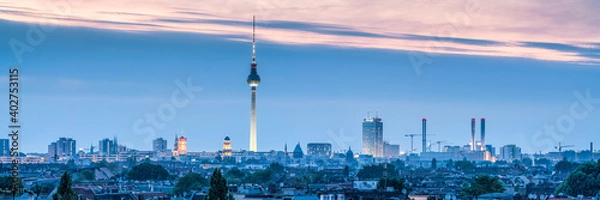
[1,1,599,154]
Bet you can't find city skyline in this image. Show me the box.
[0,1,599,154]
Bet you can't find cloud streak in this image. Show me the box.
[1,0,599,64]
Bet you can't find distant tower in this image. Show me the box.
[293,143,304,158]
[346,146,354,163]
[471,118,476,151]
[173,134,179,154]
[222,136,232,157]
[362,113,383,157]
[173,132,187,156]
[284,143,288,156]
[422,118,427,153]
[247,16,261,152]
[480,118,486,151]
[177,135,187,156]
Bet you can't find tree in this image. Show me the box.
[357,164,399,180]
[127,162,169,181]
[377,177,409,192]
[0,176,23,196]
[76,169,95,182]
[431,158,437,169]
[446,159,454,169]
[392,159,405,169]
[554,158,579,173]
[95,159,109,168]
[461,175,505,199]
[224,168,246,181]
[173,173,209,196]
[32,183,56,196]
[269,162,284,174]
[53,172,77,200]
[521,157,533,167]
[454,160,476,171]
[556,160,600,197]
[343,165,350,177]
[535,158,551,166]
[206,168,234,200]
[245,168,273,184]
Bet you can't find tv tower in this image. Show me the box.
[247,16,261,152]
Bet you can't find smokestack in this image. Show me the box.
[471,118,476,151]
[481,118,486,151]
[422,118,427,153]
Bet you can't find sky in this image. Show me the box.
[0,1,599,154]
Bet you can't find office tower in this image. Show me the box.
[362,113,383,157]
[57,137,76,157]
[222,136,232,157]
[247,16,261,152]
[307,143,332,158]
[47,138,76,159]
[173,135,187,156]
[422,118,427,153]
[383,141,400,157]
[293,143,304,158]
[0,139,8,156]
[500,144,522,161]
[480,118,486,151]
[48,142,57,160]
[471,118,476,151]
[153,137,167,152]
[99,138,115,155]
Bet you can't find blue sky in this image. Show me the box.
[1,1,599,154]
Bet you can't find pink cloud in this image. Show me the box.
[1,0,598,64]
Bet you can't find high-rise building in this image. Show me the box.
[48,142,57,160]
[153,137,168,152]
[173,135,187,156]
[222,136,232,157]
[98,138,120,155]
[362,114,383,157]
[58,138,76,157]
[383,141,399,157]
[48,138,76,159]
[0,139,9,156]
[500,144,521,161]
[307,143,332,158]
[247,16,261,152]
[470,118,476,151]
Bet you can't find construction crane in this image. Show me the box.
[405,133,435,154]
[555,142,574,160]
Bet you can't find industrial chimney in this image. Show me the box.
[471,118,476,151]
[481,118,486,151]
[422,118,427,153]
